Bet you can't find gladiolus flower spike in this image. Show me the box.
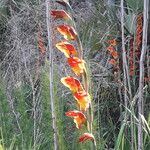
[51,10,72,20]
[57,25,77,40]
[56,41,77,58]
[65,110,86,128]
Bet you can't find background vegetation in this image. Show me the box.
[0,0,149,149]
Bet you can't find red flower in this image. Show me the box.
[107,39,117,46]
[51,10,72,20]
[108,59,117,65]
[73,91,91,111]
[106,46,116,53]
[79,133,95,143]
[111,50,118,59]
[61,76,83,93]
[56,41,77,58]
[68,57,86,76]
[57,25,77,40]
[65,110,86,129]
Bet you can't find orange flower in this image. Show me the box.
[65,110,86,129]
[106,46,116,53]
[79,133,95,143]
[108,39,117,46]
[108,59,117,65]
[111,50,118,59]
[73,91,91,111]
[68,57,86,76]
[56,41,77,58]
[61,76,83,93]
[51,10,72,20]
[57,25,77,40]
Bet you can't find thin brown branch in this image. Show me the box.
[138,0,149,150]
[46,0,59,150]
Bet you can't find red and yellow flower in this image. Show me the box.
[68,57,86,76]
[51,10,72,20]
[74,91,91,111]
[61,76,83,93]
[79,133,95,143]
[65,110,86,128]
[108,59,117,65]
[107,39,117,46]
[57,25,77,40]
[56,41,77,58]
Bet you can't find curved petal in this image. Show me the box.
[79,133,95,143]
[56,0,69,6]
[61,76,83,93]
[57,25,77,40]
[65,110,86,128]
[107,39,117,46]
[73,91,91,111]
[68,57,86,76]
[51,10,72,20]
[108,59,117,65]
[56,41,77,57]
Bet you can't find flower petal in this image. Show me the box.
[56,41,77,57]
[65,110,86,128]
[68,57,86,76]
[51,10,72,20]
[61,76,83,93]
[79,133,95,143]
[73,91,91,111]
[107,39,117,46]
[111,51,118,59]
[57,25,77,40]
[56,0,69,6]
[106,46,115,53]
[108,59,117,65]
